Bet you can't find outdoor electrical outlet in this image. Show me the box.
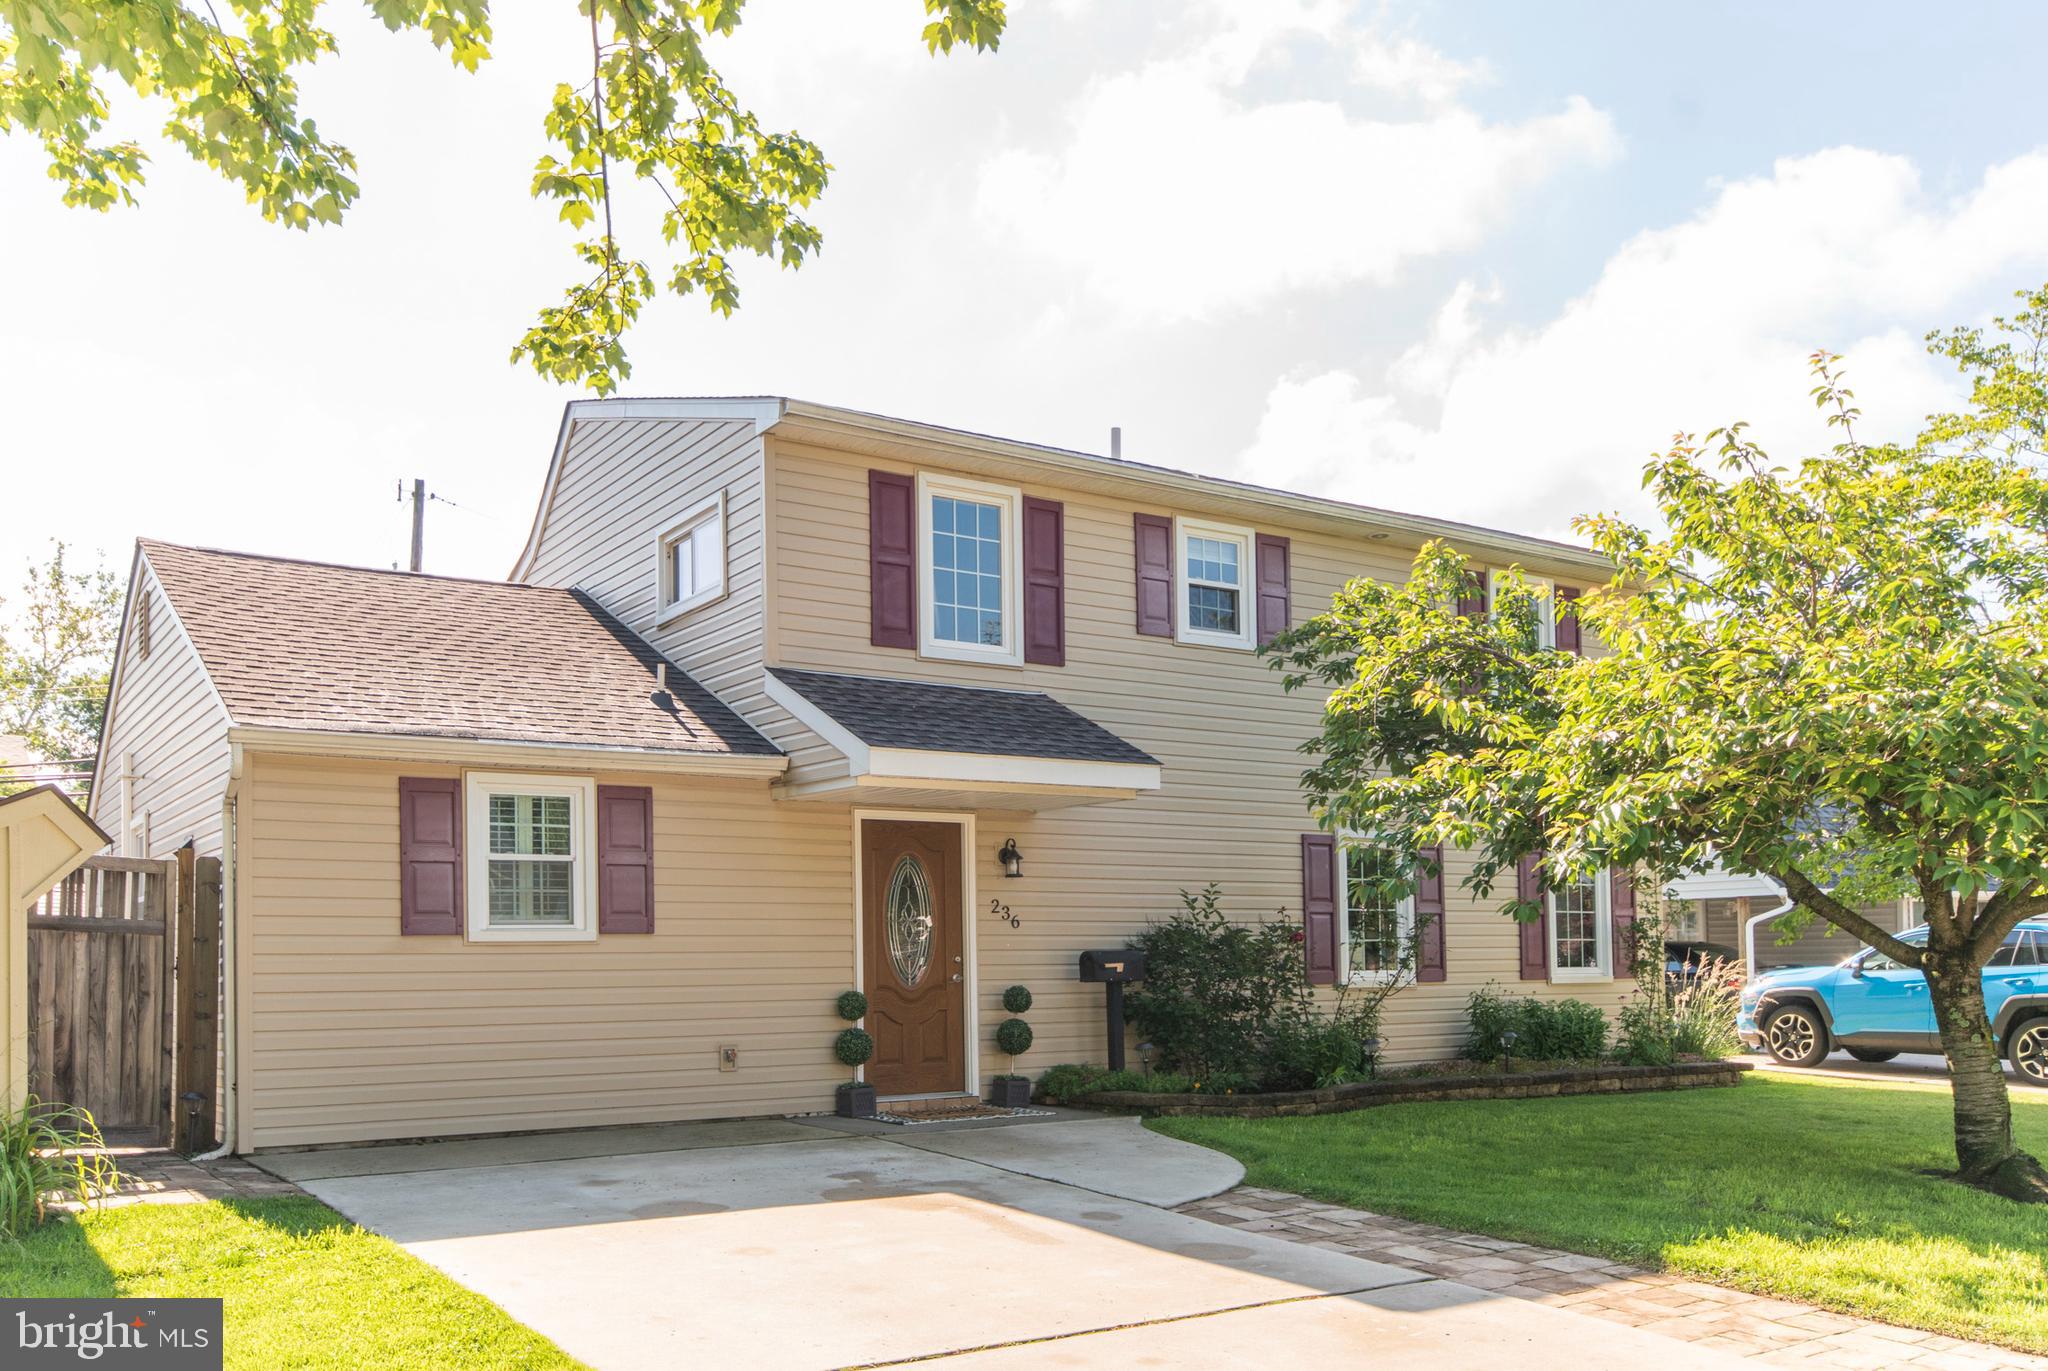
[718,1045,739,1072]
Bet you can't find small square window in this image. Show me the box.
[465,773,597,941]
[1174,518,1255,650]
[654,494,726,623]
[918,473,1022,665]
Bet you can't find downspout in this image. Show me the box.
[193,788,238,1160]
[1744,893,1796,981]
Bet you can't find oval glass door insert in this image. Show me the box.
[885,855,935,988]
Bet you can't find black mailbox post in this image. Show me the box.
[1077,949,1148,1071]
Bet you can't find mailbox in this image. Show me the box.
[1078,949,1147,984]
[1077,948,1147,1069]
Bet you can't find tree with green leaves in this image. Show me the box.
[0,544,123,784]
[1267,286,2048,1203]
[2,1,1006,394]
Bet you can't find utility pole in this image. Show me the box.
[406,478,425,572]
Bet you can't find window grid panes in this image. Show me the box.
[1344,843,1405,976]
[1185,535,1241,634]
[931,495,1005,647]
[1551,873,1601,971]
[486,793,575,926]
[664,514,722,610]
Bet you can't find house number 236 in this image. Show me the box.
[989,898,1021,929]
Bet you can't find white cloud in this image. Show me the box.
[974,6,1617,322]
[1240,147,2048,540]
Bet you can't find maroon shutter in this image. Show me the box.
[1555,586,1582,654]
[398,777,462,936]
[597,785,655,934]
[1133,513,1174,636]
[1516,851,1548,980]
[1456,570,1489,619]
[1301,833,1338,985]
[1254,533,1290,645]
[1414,844,1446,983]
[869,470,916,649]
[1023,497,1066,667]
[1609,867,1636,976]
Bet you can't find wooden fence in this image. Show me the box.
[26,851,221,1148]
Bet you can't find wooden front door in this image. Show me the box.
[861,820,965,1095]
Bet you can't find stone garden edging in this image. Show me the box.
[1065,1059,1751,1118]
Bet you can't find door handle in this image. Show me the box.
[950,973,962,983]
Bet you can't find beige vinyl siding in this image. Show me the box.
[765,438,1632,1067]
[89,557,231,857]
[238,750,853,1149]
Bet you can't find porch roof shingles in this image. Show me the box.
[766,667,1158,766]
[140,541,778,757]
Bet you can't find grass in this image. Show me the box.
[0,1196,584,1370]
[1150,1074,2048,1353]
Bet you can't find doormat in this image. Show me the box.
[872,1105,1057,1126]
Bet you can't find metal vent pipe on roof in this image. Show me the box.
[1110,426,1122,460]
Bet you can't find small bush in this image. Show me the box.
[995,1018,1034,1057]
[833,1027,874,1067]
[1002,985,1033,1014]
[1128,884,1319,1083]
[1033,1063,1262,1099]
[835,990,868,1023]
[1613,995,1675,1066]
[1035,1063,1101,1101]
[0,1098,117,1235]
[1462,987,1608,1062]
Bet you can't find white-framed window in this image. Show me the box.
[1489,570,1555,650]
[1548,867,1611,980]
[1341,837,1415,985]
[464,772,598,942]
[918,472,1023,665]
[654,493,727,624]
[1666,903,1704,941]
[1174,517,1255,651]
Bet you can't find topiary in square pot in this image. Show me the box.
[987,987,1035,1108]
[836,1079,878,1119]
[833,993,877,1118]
[986,1075,1032,1108]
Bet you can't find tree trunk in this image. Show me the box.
[1925,944,2048,1203]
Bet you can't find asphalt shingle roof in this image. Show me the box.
[767,668,1157,766]
[141,541,778,757]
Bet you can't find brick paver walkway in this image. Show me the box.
[79,1147,307,1209]
[1180,1187,2047,1371]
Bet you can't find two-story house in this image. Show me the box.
[92,397,1635,1152]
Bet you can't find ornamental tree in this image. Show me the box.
[1,1,1006,394]
[1268,294,2048,1203]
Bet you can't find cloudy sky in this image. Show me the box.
[6,0,2048,583]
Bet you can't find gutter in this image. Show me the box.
[1744,897,1797,981]
[225,726,788,779]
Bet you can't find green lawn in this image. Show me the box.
[1151,1074,2048,1353]
[0,1197,583,1370]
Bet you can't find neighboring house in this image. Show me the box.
[1664,861,1919,971]
[96,397,1640,1152]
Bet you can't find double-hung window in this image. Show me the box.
[918,472,1022,665]
[1548,868,1610,980]
[464,772,598,942]
[1489,570,1555,650]
[1341,838,1414,984]
[1174,517,1255,650]
[654,493,726,624]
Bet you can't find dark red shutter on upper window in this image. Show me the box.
[1023,497,1066,667]
[1415,844,1446,983]
[1555,586,1582,654]
[1456,570,1489,619]
[1134,513,1173,636]
[1301,832,1338,985]
[597,785,655,934]
[1516,851,1548,980]
[1609,867,1636,976]
[869,470,916,650]
[1255,533,1290,645]
[398,777,462,936]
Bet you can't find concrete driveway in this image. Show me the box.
[1743,1050,2035,1087]
[263,1112,1744,1370]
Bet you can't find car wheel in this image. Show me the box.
[1844,1047,1898,1063]
[1763,1004,1829,1068]
[2008,1018,2048,1088]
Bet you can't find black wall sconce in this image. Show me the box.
[998,838,1024,879]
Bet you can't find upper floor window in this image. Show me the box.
[655,493,726,624]
[1490,570,1554,650]
[1174,517,1255,651]
[918,472,1022,665]
[1342,838,1414,984]
[464,771,597,942]
[1549,868,1610,980]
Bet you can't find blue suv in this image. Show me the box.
[1738,921,2048,1086]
